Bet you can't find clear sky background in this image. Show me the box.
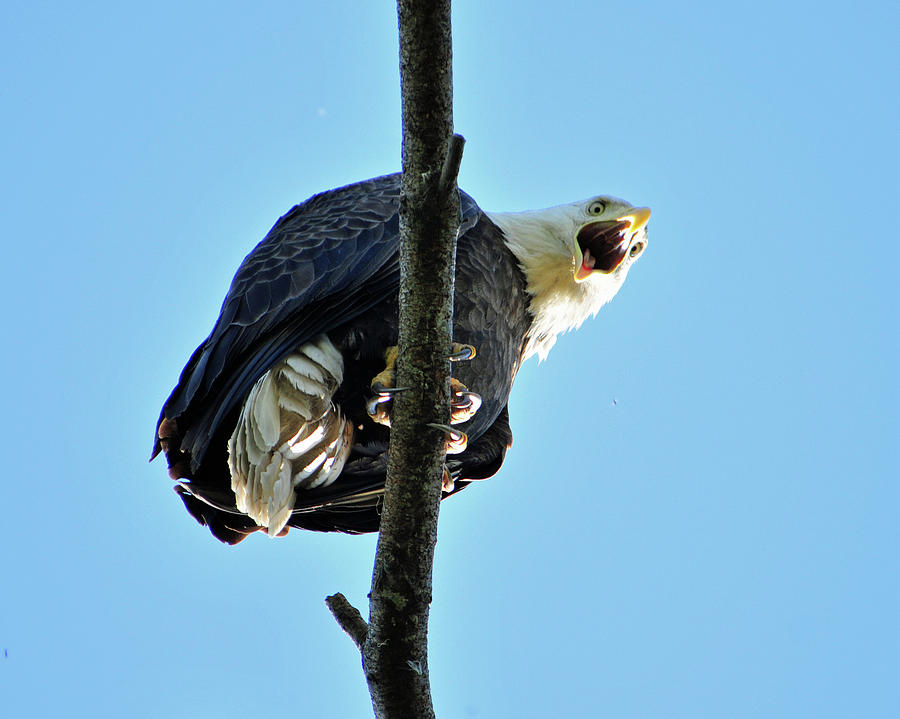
[2,1,897,717]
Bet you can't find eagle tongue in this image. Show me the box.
[581,247,596,271]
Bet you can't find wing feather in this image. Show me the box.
[154,173,483,475]
[155,174,405,466]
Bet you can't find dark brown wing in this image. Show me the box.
[153,174,529,542]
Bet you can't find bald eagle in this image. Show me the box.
[153,174,649,543]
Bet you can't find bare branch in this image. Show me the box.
[439,133,467,197]
[325,593,369,652]
[360,2,460,717]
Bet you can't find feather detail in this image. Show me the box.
[227,335,352,535]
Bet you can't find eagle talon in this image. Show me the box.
[371,382,409,395]
[451,390,482,411]
[367,383,411,424]
[426,423,468,454]
[449,379,481,425]
[365,394,388,420]
[441,465,455,493]
[449,343,477,362]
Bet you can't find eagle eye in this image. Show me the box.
[629,242,645,258]
[587,200,606,216]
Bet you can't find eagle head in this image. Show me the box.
[487,194,650,359]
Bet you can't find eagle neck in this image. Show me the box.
[487,208,609,361]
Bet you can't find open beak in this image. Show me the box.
[618,207,651,236]
[574,206,651,282]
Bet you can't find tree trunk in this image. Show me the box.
[328,2,462,717]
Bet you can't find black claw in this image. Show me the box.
[365,396,385,416]
[426,423,466,442]
[451,390,482,412]
[371,383,410,395]
[367,384,410,418]
[449,344,477,362]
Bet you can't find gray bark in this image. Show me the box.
[327,2,462,717]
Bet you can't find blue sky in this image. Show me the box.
[2,1,897,716]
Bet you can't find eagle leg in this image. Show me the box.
[367,344,482,438]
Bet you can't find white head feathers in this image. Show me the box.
[487,195,649,360]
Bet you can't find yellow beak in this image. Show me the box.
[616,206,651,234]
